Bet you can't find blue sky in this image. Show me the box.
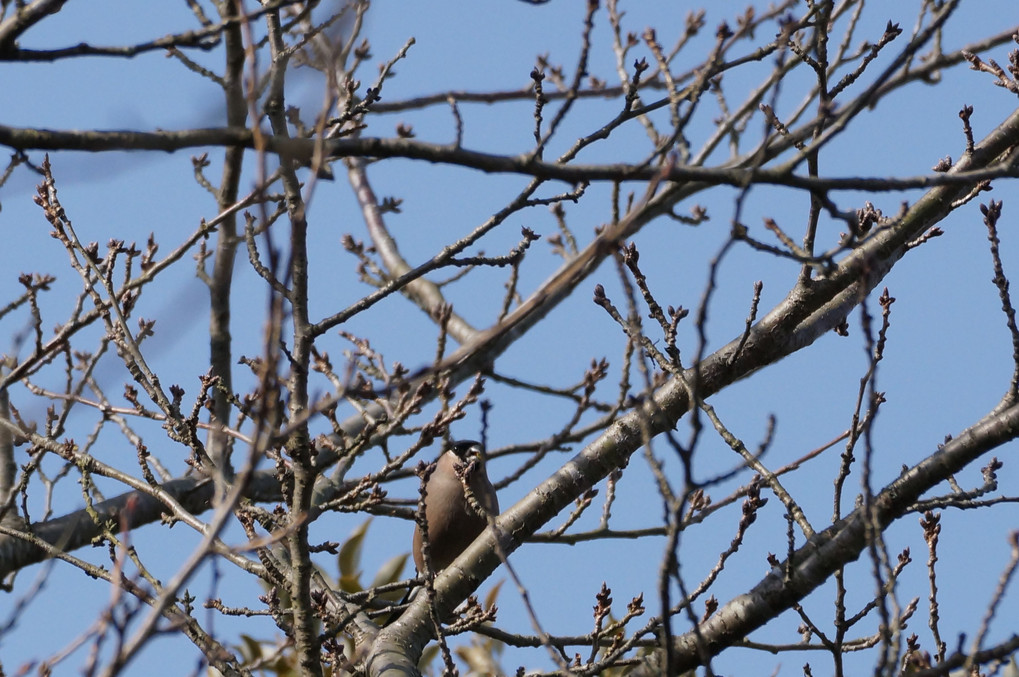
[2,2,1019,675]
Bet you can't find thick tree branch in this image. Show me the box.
[366,104,1019,677]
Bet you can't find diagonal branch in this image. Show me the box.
[366,102,1019,677]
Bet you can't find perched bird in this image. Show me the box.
[412,440,499,573]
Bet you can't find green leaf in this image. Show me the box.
[483,578,504,611]
[337,519,371,592]
[418,644,441,675]
[238,634,264,662]
[370,553,410,600]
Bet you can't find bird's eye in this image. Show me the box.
[452,441,483,460]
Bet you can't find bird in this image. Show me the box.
[412,440,499,573]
